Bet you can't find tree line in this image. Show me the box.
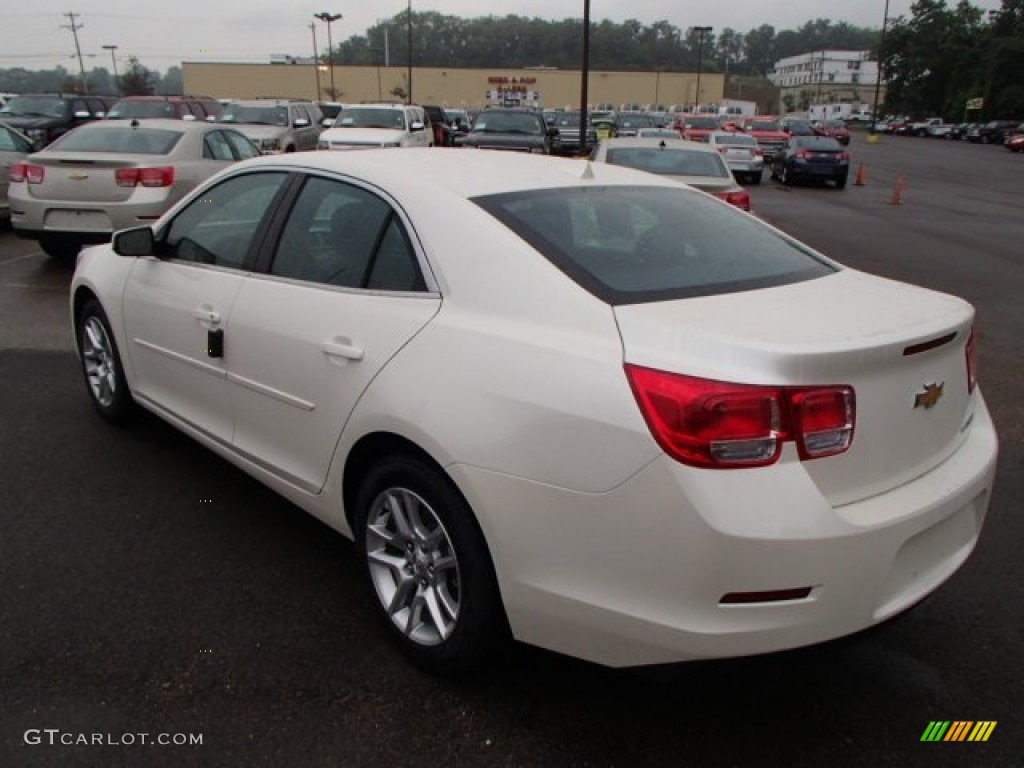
[1,2,1019,119]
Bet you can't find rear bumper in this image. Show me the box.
[10,197,171,241]
[455,394,998,667]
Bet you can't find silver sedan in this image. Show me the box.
[0,121,34,221]
[8,118,260,259]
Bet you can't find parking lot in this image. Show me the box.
[1,133,1021,767]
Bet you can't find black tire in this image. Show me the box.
[835,175,848,189]
[780,165,793,186]
[77,298,134,424]
[750,171,762,186]
[355,454,506,675]
[39,237,81,261]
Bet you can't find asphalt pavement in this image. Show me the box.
[1,133,1021,767]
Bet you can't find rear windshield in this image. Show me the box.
[713,133,757,146]
[474,185,836,304]
[108,101,176,119]
[684,117,720,129]
[47,126,182,154]
[794,136,843,151]
[605,146,729,178]
[220,105,289,126]
[0,96,65,118]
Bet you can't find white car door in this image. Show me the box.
[121,171,291,442]
[225,174,440,493]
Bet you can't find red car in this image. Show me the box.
[1005,125,1024,152]
[673,114,721,142]
[740,116,790,162]
[817,119,851,146]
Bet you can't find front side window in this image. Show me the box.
[203,130,235,161]
[474,185,835,304]
[270,177,423,291]
[162,172,288,269]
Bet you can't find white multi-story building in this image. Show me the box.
[769,50,884,112]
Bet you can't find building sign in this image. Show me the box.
[965,97,984,110]
[486,75,541,106]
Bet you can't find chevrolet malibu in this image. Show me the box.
[70,149,998,673]
[9,118,260,259]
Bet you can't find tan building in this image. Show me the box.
[183,62,724,111]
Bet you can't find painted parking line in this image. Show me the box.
[0,251,45,267]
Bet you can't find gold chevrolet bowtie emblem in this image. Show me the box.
[68,173,88,180]
[914,382,944,409]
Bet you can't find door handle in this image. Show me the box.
[320,339,364,361]
[192,307,220,324]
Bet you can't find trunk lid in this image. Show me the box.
[25,152,146,203]
[614,269,976,506]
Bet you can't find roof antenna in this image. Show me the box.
[130,118,140,129]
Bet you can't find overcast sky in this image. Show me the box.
[3,1,1003,74]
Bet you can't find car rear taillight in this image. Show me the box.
[115,166,175,188]
[838,151,850,161]
[788,387,855,460]
[624,365,856,469]
[965,326,978,393]
[794,150,812,159]
[713,189,750,211]
[10,163,44,184]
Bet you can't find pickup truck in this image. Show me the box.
[909,118,953,138]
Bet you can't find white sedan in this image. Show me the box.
[70,149,998,672]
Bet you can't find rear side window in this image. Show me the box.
[474,185,835,304]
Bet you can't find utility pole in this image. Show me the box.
[62,12,88,93]
[102,44,118,95]
[693,26,712,111]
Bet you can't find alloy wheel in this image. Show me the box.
[365,487,461,646]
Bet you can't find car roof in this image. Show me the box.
[53,118,217,134]
[229,147,685,200]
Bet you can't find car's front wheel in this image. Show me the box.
[77,298,134,424]
[355,455,506,675]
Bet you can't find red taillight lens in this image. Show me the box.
[625,365,856,469]
[10,163,44,184]
[115,166,175,188]
[625,365,783,468]
[713,189,750,211]
[788,386,855,460]
[965,326,978,393]
[838,151,850,161]
[794,150,812,159]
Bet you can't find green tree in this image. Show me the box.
[120,56,156,96]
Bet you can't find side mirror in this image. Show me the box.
[410,121,425,132]
[293,118,310,128]
[112,226,155,257]
[74,110,92,119]
[182,114,197,121]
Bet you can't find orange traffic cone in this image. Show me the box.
[853,164,866,186]
[889,175,905,205]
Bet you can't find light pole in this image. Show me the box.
[693,26,712,111]
[102,45,119,95]
[870,0,891,133]
[369,47,384,101]
[314,12,342,98]
[406,0,413,104]
[310,23,321,99]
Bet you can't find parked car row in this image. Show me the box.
[876,116,1023,147]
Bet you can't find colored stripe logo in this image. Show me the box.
[921,721,997,742]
